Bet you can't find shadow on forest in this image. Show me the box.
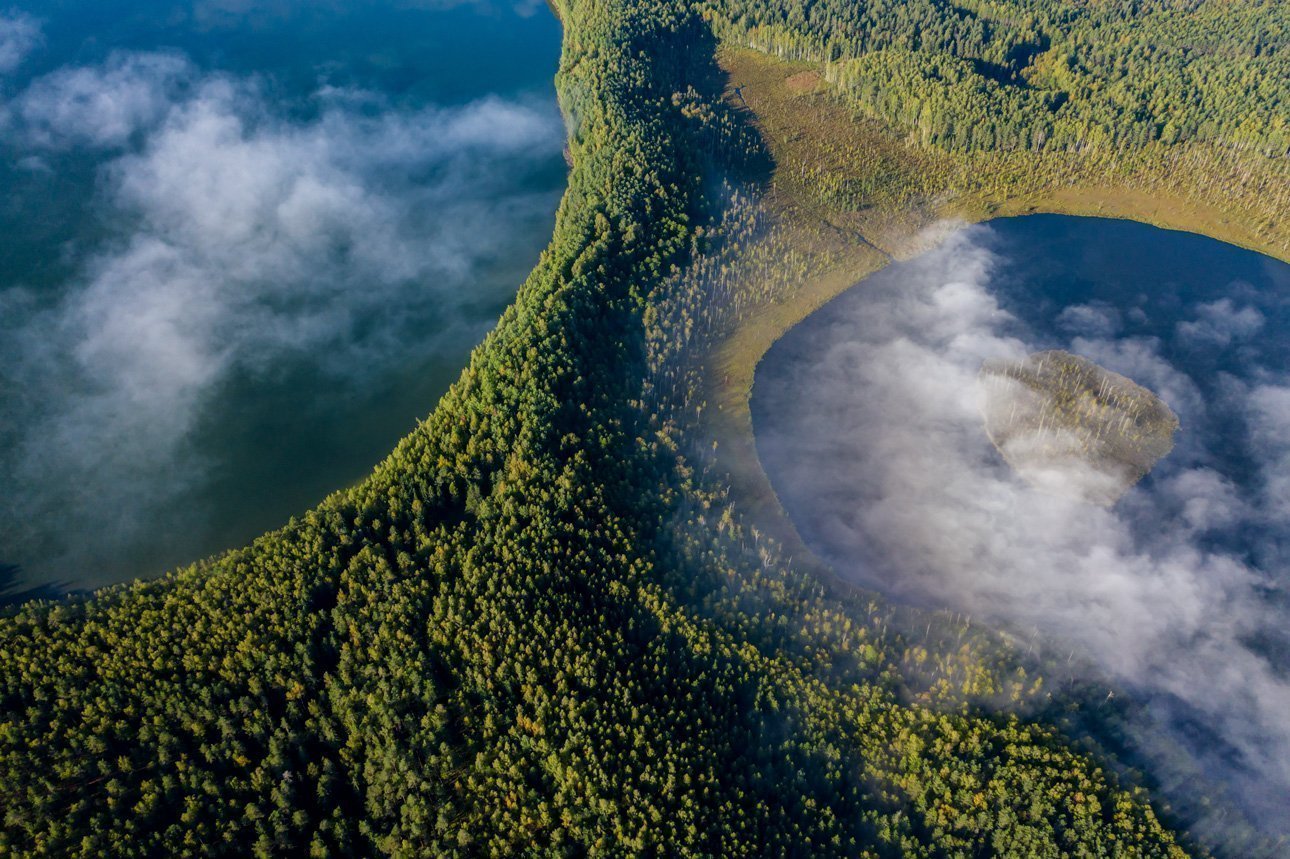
[629,12,776,190]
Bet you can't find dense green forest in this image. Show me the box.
[706,0,1288,155]
[1,0,1283,854]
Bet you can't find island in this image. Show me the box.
[980,350,1179,505]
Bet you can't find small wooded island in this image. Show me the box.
[980,350,1179,505]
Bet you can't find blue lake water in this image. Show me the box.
[0,0,565,599]
[751,215,1290,845]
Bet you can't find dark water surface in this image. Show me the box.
[1,0,565,599]
[752,215,1290,846]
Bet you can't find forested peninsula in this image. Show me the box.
[2,0,1286,854]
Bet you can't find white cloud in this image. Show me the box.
[1176,297,1264,347]
[755,224,1290,842]
[0,50,563,583]
[11,51,193,148]
[0,10,40,74]
[1056,301,1121,338]
[1246,383,1290,523]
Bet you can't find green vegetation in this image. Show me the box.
[706,0,1288,156]
[708,44,1288,260]
[2,0,1286,854]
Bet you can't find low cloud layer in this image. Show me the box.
[0,49,563,588]
[8,51,193,147]
[0,10,40,74]
[754,224,1290,844]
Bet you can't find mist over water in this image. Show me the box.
[752,216,1290,849]
[0,0,565,597]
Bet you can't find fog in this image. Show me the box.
[753,223,1290,845]
[0,48,563,589]
[0,10,40,75]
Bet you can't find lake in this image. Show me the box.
[0,0,566,600]
[751,214,1290,844]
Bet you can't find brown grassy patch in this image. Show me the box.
[783,70,821,94]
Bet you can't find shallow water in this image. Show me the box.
[0,0,565,598]
[751,214,1290,845]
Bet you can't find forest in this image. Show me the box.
[705,0,1287,156]
[1,0,1284,854]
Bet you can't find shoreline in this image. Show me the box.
[698,48,1290,596]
